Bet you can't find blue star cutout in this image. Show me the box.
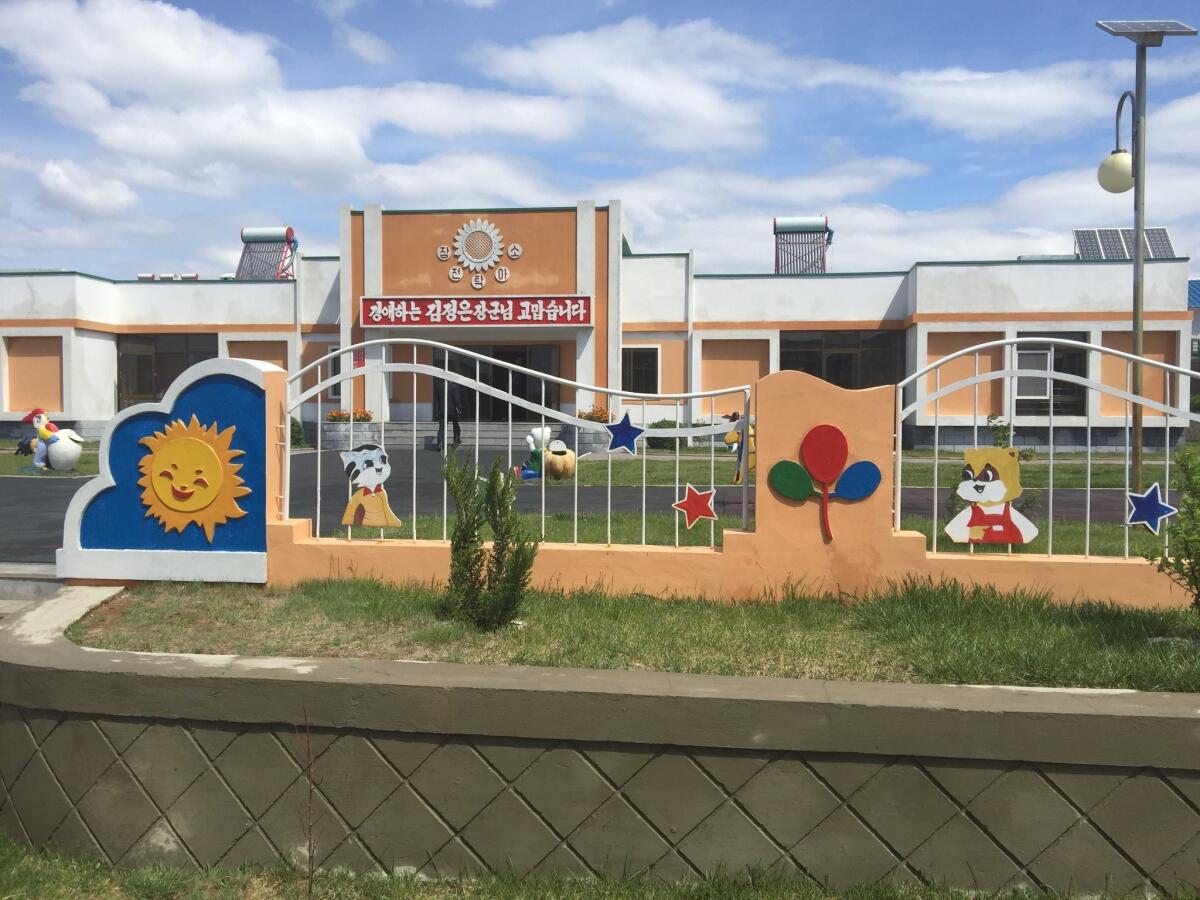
[605,412,645,454]
[1126,483,1178,535]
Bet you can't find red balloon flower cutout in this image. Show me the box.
[801,425,848,542]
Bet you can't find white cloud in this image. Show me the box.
[37,160,137,215]
[357,152,565,209]
[314,0,362,17]
[447,0,499,7]
[336,23,393,65]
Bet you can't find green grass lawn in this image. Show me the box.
[0,833,1045,900]
[901,515,1165,557]
[331,512,747,546]
[573,455,751,486]
[899,460,1164,489]
[0,447,98,477]
[69,577,1200,692]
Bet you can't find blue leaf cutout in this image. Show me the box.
[831,460,881,502]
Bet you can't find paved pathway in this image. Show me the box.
[0,449,1134,563]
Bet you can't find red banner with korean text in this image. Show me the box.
[361,296,592,327]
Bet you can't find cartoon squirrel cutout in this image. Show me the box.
[340,443,403,528]
[944,447,1038,545]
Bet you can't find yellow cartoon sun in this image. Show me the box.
[137,415,251,542]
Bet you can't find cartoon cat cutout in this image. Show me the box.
[944,447,1039,545]
[340,443,404,528]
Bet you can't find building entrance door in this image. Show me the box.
[456,344,560,422]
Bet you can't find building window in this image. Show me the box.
[779,330,903,389]
[327,346,341,400]
[622,347,659,394]
[1014,331,1087,416]
[117,333,216,409]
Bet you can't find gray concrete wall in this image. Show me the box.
[2,592,1199,890]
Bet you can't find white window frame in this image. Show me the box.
[1015,347,1051,400]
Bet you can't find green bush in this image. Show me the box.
[290,416,306,448]
[645,418,679,450]
[1147,446,1200,613]
[442,454,539,630]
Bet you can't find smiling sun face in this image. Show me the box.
[137,415,250,542]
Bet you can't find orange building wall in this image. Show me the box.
[6,336,63,412]
[925,331,1004,417]
[1099,331,1180,417]
[378,211,578,297]
[228,340,288,371]
[701,339,769,417]
[624,337,687,394]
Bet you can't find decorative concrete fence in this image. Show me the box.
[2,590,1200,890]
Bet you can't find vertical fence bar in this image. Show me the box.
[346,355,354,542]
[674,398,681,548]
[741,390,750,531]
[474,359,480,469]
[540,378,546,540]
[507,368,513,473]
[411,345,417,541]
[379,361,386,540]
[641,399,647,546]
[442,353,449,543]
[606,399,613,545]
[316,363,322,539]
[1007,344,1015,555]
[932,368,940,553]
[1164,374,1172,554]
[283,381,292,522]
[893,384,903,531]
[1047,368,1054,556]
[709,396,716,548]
[972,352,980,448]
[572,417,579,545]
[1124,360,1131,559]
[1084,359,1092,557]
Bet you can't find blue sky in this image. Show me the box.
[0,0,1198,277]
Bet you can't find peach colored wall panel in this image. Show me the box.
[228,341,288,371]
[1099,331,1180,417]
[6,336,63,412]
[702,339,769,417]
[624,338,687,394]
[925,331,1004,417]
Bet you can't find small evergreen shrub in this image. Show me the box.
[442,453,539,630]
[1147,446,1200,613]
[290,416,306,448]
[646,418,679,450]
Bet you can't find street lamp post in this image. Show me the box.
[1096,20,1195,492]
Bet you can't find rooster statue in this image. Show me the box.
[14,408,83,472]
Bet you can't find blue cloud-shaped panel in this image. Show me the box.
[79,373,267,552]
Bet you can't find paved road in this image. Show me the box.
[0,449,1132,563]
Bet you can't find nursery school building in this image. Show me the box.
[0,202,1192,441]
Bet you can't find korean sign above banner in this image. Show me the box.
[362,295,592,327]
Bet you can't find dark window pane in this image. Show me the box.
[824,331,858,350]
[824,352,857,388]
[622,348,658,394]
[780,348,821,377]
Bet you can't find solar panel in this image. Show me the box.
[1098,20,1196,36]
[1073,229,1102,260]
[1098,228,1128,260]
[235,242,291,279]
[1120,228,1143,258]
[1146,227,1175,258]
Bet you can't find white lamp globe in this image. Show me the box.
[1097,149,1134,193]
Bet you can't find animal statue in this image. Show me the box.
[723,414,756,486]
[543,438,577,481]
[339,443,403,528]
[513,426,553,482]
[14,408,83,472]
[944,447,1038,545]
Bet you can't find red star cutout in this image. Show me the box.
[672,483,718,530]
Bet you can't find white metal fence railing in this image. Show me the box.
[894,337,1199,559]
[285,339,753,547]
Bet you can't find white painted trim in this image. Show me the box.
[607,200,622,411]
[56,549,266,583]
[57,357,281,581]
[622,331,688,342]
